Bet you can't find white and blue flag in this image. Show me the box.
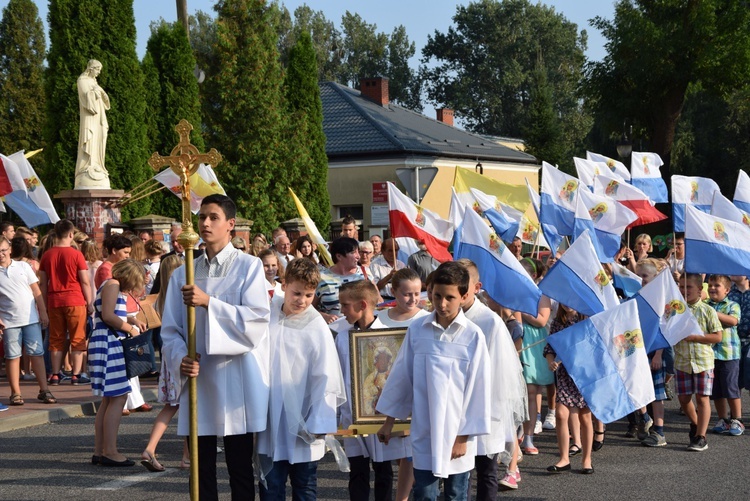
[540,162,581,236]
[527,178,562,253]
[613,263,642,298]
[733,169,750,214]
[547,300,655,423]
[586,151,631,181]
[672,175,720,232]
[455,207,542,316]
[631,152,668,203]
[685,204,750,276]
[633,268,702,354]
[574,188,637,261]
[574,157,618,190]
[469,187,522,243]
[538,230,620,317]
[711,191,750,227]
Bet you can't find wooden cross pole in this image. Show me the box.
[148,119,222,501]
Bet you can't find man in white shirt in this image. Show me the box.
[161,194,270,501]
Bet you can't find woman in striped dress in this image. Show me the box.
[88,259,146,467]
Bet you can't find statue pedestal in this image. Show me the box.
[55,189,125,244]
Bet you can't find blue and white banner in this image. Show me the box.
[574,188,637,260]
[547,300,655,423]
[631,152,668,203]
[574,157,619,190]
[3,151,60,227]
[613,263,642,298]
[573,190,610,263]
[540,162,581,237]
[527,178,561,253]
[633,268,702,353]
[672,175,720,232]
[469,187,521,243]
[733,169,750,214]
[586,151,631,181]
[685,204,750,276]
[539,229,620,316]
[456,207,542,316]
[711,191,750,227]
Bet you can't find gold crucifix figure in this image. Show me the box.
[148,119,221,501]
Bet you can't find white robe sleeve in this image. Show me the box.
[456,331,491,437]
[159,267,189,395]
[305,314,346,434]
[204,256,271,355]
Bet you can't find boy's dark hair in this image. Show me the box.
[392,268,421,291]
[425,270,436,288]
[330,237,359,264]
[10,236,33,260]
[284,258,321,289]
[707,274,732,289]
[138,229,154,238]
[673,232,685,241]
[339,279,379,306]
[681,272,703,289]
[342,215,357,227]
[0,221,13,233]
[432,262,470,296]
[53,219,76,239]
[201,194,236,220]
[103,234,132,253]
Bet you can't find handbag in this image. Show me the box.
[132,294,162,329]
[118,329,153,379]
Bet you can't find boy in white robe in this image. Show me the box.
[257,259,346,500]
[377,262,491,501]
[457,259,528,495]
[160,195,270,501]
[332,280,410,501]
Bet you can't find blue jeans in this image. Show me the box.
[259,460,317,501]
[413,468,470,501]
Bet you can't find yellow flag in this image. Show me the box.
[453,167,530,212]
[289,188,333,267]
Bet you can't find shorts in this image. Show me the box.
[651,366,667,401]
[2,323,44,359]
[710,359,740,400]
[675,369,714,396]
[48,306,88,352]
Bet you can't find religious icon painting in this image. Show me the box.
[349,328,410,425]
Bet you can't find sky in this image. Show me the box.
[3,0,614,62]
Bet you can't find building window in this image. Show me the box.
[337,205,363,220]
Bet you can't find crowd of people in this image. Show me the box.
[1,197,748,501]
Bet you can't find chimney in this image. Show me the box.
[359,77,389,106]
[436,108,454,127]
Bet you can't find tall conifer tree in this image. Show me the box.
[44,0,149,217]
[0,0,46,154]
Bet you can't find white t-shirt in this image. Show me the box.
[376,308,429,329]
[0,260,40,328]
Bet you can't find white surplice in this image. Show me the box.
[464,299,528,459]
[376,310,491,478]
[160,252,271,437]
[256,298,345,463]
[332,317,412,462]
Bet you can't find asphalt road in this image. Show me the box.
[1,393,749,500]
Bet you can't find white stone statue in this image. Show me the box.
[75,59,111,189]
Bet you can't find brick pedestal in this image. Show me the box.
[55,189,125,245]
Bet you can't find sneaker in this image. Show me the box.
[641,430,667,447]
[59,371,71,381]
[71,374,91,385]
[21,373,36,381]
[689,423,698,441]
[534,419,543,435]
[499,472,518,490]
[48,374,61,385]
[542,411,556,430]
[686,435,708,452]
[0,402,8,412]
[624,424,637,438]
[637,416,652,441]
[729,419,745,436]
[712,418,731,434]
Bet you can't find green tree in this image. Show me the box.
[585,0,750,160]
[421,0,588,161]
[284,31,330,231]
[44,0,150,218]
[206,0,292,233]
[0,0,46,154]
[523,60,566,169]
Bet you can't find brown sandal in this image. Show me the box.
[37,390,57,404]
[9,394,24,406]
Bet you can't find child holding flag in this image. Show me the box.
[675,273,723,451]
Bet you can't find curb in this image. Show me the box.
[0,388,158,434]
